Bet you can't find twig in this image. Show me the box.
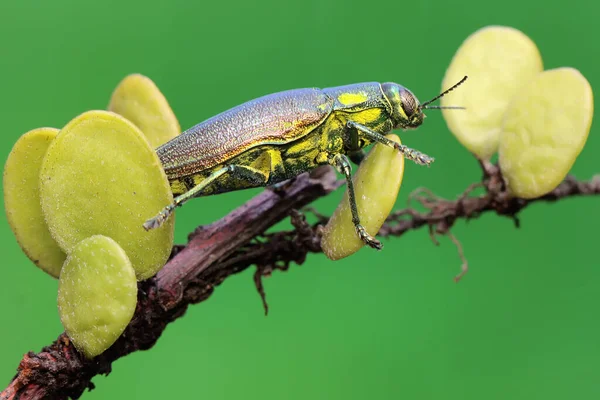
[1,166,342,400]
[447,232,468,283]
[2,161,599,400]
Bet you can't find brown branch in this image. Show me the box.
[1,166,342,400]
[2,161,599,400]
[378,161,600,238]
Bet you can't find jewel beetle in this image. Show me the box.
[144,76,468,249]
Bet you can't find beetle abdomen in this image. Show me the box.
[157,87,334,179]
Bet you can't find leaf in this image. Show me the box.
[499,67,593,198]
[39,110,175,280]
[3,127,66,277]
[58,235,137,358]
[441,25,543,159]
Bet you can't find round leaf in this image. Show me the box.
[321,134,405,260]
[39,110,175,280]
[58,235,137,358]
[3,128,66,277]
[441,25,543,159]
[108,73,180,148]
[499,67,593,198]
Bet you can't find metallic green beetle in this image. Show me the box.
[144,76,468,249]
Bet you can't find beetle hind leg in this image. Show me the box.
[268,177,297,196]
[143,164,268,231]
[329,153,383,250]
[348,149,366,165]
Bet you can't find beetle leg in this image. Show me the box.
[143,165,267,230]
[347,120,435,166]
[268,177,297,196]
[348,149,367,165]
[329,153,383,250]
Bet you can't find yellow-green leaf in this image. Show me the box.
[58,235,137,358]
[108,73,180,148]
[499,67,593,198]
[441,25,543,159]
[3,128,66,277]
[39,110,175,280]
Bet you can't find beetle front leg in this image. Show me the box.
[329,153,382,250]
[143,165,267,230]
[347,120,435,166]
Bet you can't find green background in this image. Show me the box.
[1,0,599,398]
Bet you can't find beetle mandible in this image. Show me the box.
[143,76,468,250]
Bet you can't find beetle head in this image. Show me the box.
[382,76,468,130]
[382,83,424,130]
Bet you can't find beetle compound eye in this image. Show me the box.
[400,89,418,118]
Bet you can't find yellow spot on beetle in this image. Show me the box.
[338,92,368,106]
[350,108,382,125]
[170,180,187,196]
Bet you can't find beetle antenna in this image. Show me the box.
[420,75,468,109]
[421,105,466,110]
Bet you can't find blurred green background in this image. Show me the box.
[1,0,599,398]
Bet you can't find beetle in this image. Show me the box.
[143,76,468,250]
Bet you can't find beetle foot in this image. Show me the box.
[356,225,383,250]
[267,177,296,197]
[415,152,435,166]
[143,204,175,231]
[268,177,297,197]
[397,145,435,166]
[407,150,435,166]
